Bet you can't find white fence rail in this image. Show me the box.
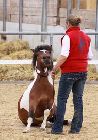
[0,60,98,65]
[0,60,32,65]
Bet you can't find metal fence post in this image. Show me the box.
[19,0,23,39]
[67,0,72,18]
[41,0,47,42]
[50,34,53,46]
[50,34,54,61]
[3,0,7,31]
[95,0,98,50]
[77,0,80,10]
[56,0,61,25]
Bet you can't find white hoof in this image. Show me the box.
[68,119,72,125]
[23,127,30,133]
[46,122,52,128]
[40,126,46,130]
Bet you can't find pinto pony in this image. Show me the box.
[18,45,57,132]
[18,45,69,133]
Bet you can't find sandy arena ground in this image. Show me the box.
[0,81,98,140]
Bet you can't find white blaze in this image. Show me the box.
[40,50,47,54]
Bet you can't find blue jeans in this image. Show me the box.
[52,72,87,133]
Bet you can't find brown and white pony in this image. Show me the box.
[18,45,57,132]
[18,45,69,133]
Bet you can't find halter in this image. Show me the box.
[36,67,49,77]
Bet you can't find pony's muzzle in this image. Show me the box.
[43,56,51,65]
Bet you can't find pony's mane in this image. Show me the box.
[33,45,52,70]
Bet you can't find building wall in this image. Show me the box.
[86,0,96,10]
[73,0,87,9]
[0,0,58,25]
[0,0,96,29]
[61,0,96,9]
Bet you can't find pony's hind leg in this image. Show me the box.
[23,117,33,133]
[23,110,34,133]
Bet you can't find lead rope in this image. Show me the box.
[53,76,55,94]
[51,44,55,110]
[51,44,54,96]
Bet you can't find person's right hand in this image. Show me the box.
[50,70,55,79]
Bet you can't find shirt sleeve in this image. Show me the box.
[60,35,70,57]
[88,43,93,60]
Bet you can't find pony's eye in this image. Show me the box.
[47,56,51,59]
[47,51,51,54]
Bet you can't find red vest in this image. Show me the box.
[60,27,91,73]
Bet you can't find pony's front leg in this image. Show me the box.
[40,109,50,130]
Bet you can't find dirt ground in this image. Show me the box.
[0,81,98,140]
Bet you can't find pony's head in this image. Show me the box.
[32,45,53,71]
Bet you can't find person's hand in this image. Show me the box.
[50,70,55,79]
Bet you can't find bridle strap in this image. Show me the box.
[36,68,48,77]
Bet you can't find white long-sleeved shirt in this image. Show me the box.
[61,35,93,60]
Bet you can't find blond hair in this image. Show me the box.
[66,15,81,26]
